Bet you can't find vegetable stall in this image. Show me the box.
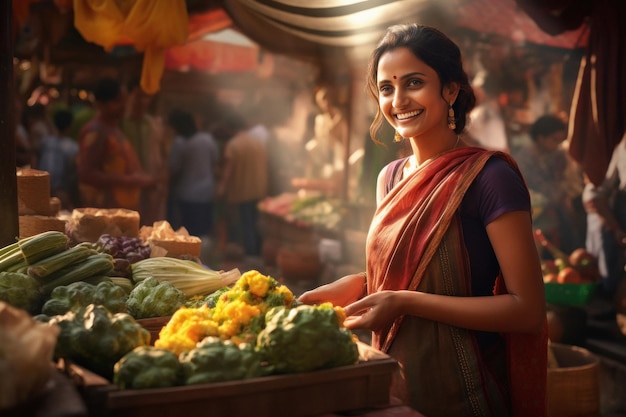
[0,143,411,417]
[0,224,407,416]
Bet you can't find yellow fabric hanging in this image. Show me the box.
[73,0,189,94]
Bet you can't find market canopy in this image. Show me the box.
[65,0,434,93]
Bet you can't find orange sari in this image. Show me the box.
[366,147,547,416]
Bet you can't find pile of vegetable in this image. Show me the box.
[288,195,346,232]
[259,194,346,232]
[112,270,359,389]
[0,231,241,320]
[41,280,128,316]
[0,231,115,314]
[38,304,150,379]
[94,234,151,278]
[0,232,360,391]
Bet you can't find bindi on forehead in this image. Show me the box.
[393,75,397,79]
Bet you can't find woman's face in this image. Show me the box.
[376,47,456,140]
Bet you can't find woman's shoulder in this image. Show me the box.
[474,154,527,192]
[459,153,529,226]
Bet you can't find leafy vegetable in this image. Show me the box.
[113,346,183,389]
[127,276,186,319]
[40,304,150,379]
[41,280,128,316]
[0,271,43,314]
[179,337,263,385]
[257,303,359,374]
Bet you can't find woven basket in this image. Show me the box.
[16,168,51,215]
[19,215,66,238]
[547,343,600,417]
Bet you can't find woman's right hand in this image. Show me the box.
[298,273,366,307]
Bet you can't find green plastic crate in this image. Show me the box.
[544,282,597,307]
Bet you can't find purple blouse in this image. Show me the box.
[460,157,530,296]
[386,155,530,349]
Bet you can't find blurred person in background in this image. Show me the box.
[38,108,80,210]
[215,109,268,256]
[121,78,168,225]
[466,73,509,152]
[514,114,585,253]
[77,77,155,211]
[15,97,33,167]
[583,134,626,297]
[304,86,348,185]
[167,108,220,239]
[21,102,52,168]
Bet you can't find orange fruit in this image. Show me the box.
[557,267,583,284]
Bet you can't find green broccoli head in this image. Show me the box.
[257,304,359,374]
[127,276,186,319]
[179,337,263,385]
[92,281,128,313]
[0,271,43,314]
[113,346,183,389]
[42,280,128,316]
[48,304,150,379]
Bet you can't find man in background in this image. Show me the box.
[38,108,80,210]
[215,109,268,256]
[77,77,154,211]
[121,79,168,225]
[583,134,626,297]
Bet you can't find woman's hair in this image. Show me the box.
[366,24,476,142]
[529,114,567,142]
[167,109,197,138]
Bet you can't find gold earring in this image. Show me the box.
[448,105,456,130]
[394,131,402,142]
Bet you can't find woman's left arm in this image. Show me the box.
[344,211,546,334]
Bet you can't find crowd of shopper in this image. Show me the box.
[13,77,272,258]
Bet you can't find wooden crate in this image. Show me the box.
[72,342,397,417]
[136,316,171,345]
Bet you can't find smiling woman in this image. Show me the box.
[299,24,548,417]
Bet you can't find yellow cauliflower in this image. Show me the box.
[155,306,219,355]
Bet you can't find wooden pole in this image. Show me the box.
[0,0,19,246]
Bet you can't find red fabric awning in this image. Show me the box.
[165,38,258,73]
[164,9,258,74]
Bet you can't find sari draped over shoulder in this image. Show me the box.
[365,147,547,417]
